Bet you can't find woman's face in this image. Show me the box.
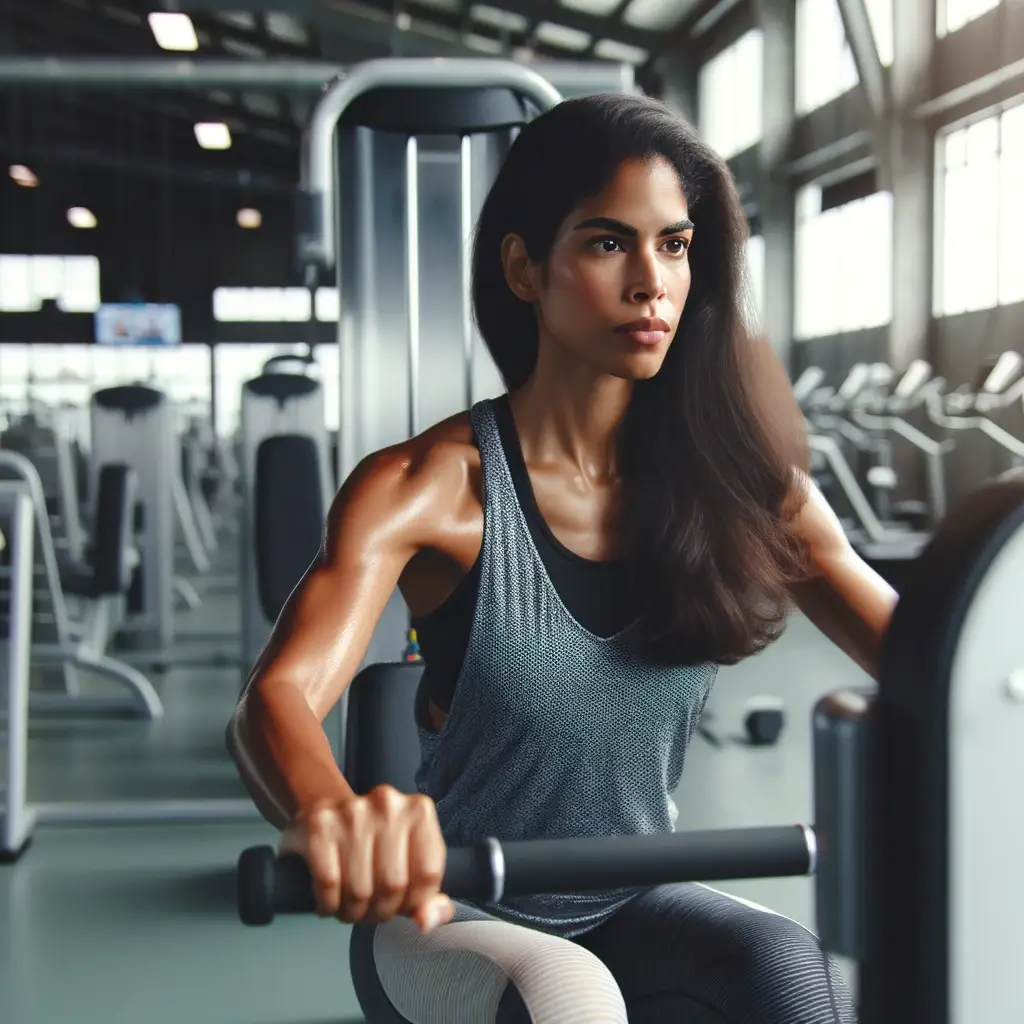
[504,156,693,381]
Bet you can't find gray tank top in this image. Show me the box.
[414,398,718,938]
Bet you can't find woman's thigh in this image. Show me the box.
[573,883,857,1024]
[359,902,627,1024]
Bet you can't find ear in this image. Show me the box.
[501,233,541,302]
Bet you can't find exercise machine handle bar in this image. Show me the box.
[237,824,816,926]
[793,367,826,406]
[301,59,563,272]
[893,360,932,400]
[837,363,870,402]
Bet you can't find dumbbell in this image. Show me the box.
[744,697,786,746]
[699,698,786,748]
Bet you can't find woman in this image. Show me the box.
[228,93,895,1022]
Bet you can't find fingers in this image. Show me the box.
[285,788,451,932]
[337,799,374,923]
[402,795,448,926]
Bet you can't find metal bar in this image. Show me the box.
[0,57,345,89]
[305,59,563,270]
[914,57,1024,120]
[3,489,37,857]
[460,134,475,411]
[782,132,874,180]
[691,0,747,37]
[33,800,260,825]
[406,136,421,440]
[0,457,79,691]
[978,419,1024,460]
[0,56,625,97]
[834,0,889,129]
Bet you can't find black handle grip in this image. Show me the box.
[237,825,814,926]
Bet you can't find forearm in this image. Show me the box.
[792,568,897,680]
[226,682,355,831]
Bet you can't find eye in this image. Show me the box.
[588,236,625,254]
[661,237,689,256]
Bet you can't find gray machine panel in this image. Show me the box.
[947,517,1024,1021]
[91,386,176,649]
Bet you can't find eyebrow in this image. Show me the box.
[572,216,694,236]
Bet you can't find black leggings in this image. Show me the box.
[567,883,856,1023]
[358,882,857,1023]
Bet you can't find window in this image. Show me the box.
[999,103,1024,306]
[698,30,764,160]
[937,0,1000,37]
[795,0,893,116]
[212,286,340,322]
[0,255,101,313]
[315,343,340,433]
[0,341,212,444]
[794,184,893,339]
[935,103,1024,315]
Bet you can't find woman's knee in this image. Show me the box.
[729,912,856,1021]
[369,915,628,1024]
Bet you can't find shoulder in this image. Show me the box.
[361,409,478,494]
[327,410,481,549]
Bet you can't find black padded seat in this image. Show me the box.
[253,434,324,623]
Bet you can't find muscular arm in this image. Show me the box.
[226,444,460,828]
[788,479,898,680]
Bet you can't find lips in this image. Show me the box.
[614,317,671,333]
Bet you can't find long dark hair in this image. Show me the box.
[472,92,810,665]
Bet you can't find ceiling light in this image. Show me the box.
[9,164,38,188]
[395,11,412,30]
[237,208,262,229]
[67,207,97,229]
[148,12,199,51]
[194,122,232,150]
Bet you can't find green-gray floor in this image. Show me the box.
[2,565,868,1023]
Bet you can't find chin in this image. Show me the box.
[611,352,670,381]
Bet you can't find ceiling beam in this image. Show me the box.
[404,0,658,51]
[834,0,891,186]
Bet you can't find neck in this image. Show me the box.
[507,343,633,483]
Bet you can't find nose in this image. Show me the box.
[628,249,666,304]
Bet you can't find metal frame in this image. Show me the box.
[295,58,562,488]
[2,484,37,858]
[1,482,258,862]
[460,134,476,411]
[0,457,162,719]
[300,58,563,272]
[1,417,87,564]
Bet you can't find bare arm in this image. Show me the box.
[226,446,451,829]
[789,479,898,680]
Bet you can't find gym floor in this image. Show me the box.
[1,549,867,1024]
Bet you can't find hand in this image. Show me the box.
[280,786,455,934]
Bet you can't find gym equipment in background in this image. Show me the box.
[0,478,258,864]
[239,372,332,679]
[925,350,1024,471]
[90,385,178,650]
[1,412,87,562]
[0,451,160,719]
